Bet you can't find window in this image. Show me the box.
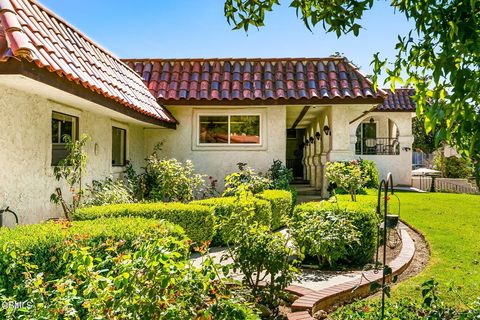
[51,112,78,165]
[198,114,260,145]
[112,127,126,166]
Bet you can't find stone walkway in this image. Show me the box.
[190,223,416,319]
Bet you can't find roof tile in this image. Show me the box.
[0,0,175,124]
[376,88,416,111]
[124,58,386,104]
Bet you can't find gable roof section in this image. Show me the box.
[0,0,176,125]
[377,88,415,112]
[123,58,387,105]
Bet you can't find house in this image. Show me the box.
[0,0,415,224]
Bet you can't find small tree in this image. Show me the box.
[50,134,89,220]
[326,160,368,201]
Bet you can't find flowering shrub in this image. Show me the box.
[326,160,369,201]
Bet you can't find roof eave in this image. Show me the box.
[0,59,177,128]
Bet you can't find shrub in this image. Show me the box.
[192,196,272,245]
[266,159,293,190]
[256,190,293,230]
[359,159,380,188]
[326,160,369,201]
[83,178,134,206]
[72,202,216,244]
[302,200,379,266]
[1,224,259,319]
[223,162,272,196]
[228,224,299,316]
[0,218,187,298]
[435,154,474,178]
[290,205,360,267]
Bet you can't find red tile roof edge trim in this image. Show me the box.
[0,0,177,125]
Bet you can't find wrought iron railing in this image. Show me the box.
[355,137,400,155]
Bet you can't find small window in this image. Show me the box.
[199,114,260,145]
[112,127,126,166]
[52,112,78,165]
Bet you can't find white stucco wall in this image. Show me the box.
[349,112,414,186]
[0,84,147,224]
[145,105,287,189]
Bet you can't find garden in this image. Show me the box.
[1,139,479,319]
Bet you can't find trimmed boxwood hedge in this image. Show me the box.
[192,196,271,245]
[256,189,293,230]
[0,218,187,297]
[293,200,379,267]
[72,202,216,244]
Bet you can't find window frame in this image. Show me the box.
[111,126,127,167]
[51,111,79,166]
[193,109,266,150]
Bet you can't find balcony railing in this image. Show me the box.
[355,137,400,155]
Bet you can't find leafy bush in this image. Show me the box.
[0,218,187,298]
[223,162,272,196]
[224,198,299,317]
[266,159,293,190]
[435,154,474,178]
[290,205,360,267]
[326,160,369,201]
[359,159,380,188]
[83,178,134,206]
[265,159,298,206]
[300,200,379,266]
[192,196,271,245]
[229,224,299,317]
[256,189,293,230]
[1,224,259,319]
[73,202,216,244]
[141,157,206,202]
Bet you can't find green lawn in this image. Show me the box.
[336,190,480,306]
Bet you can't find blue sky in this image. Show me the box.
[41,0,413,82]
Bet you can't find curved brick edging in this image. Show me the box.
[287,228,416,319]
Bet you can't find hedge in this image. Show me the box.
[0,218,187,297]
[192,196,271,245]
[293,200,379,267]
[73,202,216,245]
[256,189,293,230]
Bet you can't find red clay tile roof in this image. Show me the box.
[123,58,387,105]
[0,0,176,124]
[377,88,416,112]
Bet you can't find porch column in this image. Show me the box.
[319,153,329,198]
[310,136,317,188]
[301,143,307,180]
[327,107,353,162]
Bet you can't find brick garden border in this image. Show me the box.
[286,228,416,319]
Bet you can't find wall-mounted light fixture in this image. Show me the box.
[309,136,314,143]
[315,131,321,140]
[402,147,411,152]
[369,117,375,123]
[323,125,331,136]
